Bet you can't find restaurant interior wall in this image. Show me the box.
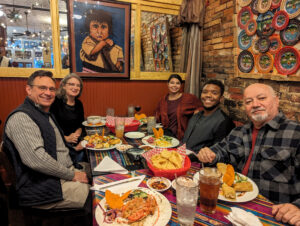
[202,0,300,123]
[0,0,184,138]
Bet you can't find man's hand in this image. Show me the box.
[72,171,88,184]
[197,147,216,163]
[272,203,300,225]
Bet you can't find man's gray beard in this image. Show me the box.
[251,113,268,122]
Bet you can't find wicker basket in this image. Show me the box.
[147,156,191,180]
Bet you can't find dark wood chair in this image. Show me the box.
[0,142,92,226]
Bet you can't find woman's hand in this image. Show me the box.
[74,143,84,151]
[65,133,80,143]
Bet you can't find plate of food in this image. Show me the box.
[82,120,105,127]
[142,135,179,148]
[193,163,259,203]
[81,134,122,151]
[95,188,172,226]
[125,132,145,139]
[147,177,171,192]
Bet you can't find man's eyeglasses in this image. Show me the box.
[66,82,81,88]
[30,85,56,92]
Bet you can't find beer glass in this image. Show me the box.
[176,176,198,225]
[115,117,124,138]
[199,167,221,214]
[127,105,135,117]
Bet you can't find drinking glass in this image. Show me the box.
[147,116,156,134]
[128,105,135,117]
[115,117,125,138]
[135,105,141,113]
[176,176,198,226]
[199,167,222,214]
[106,108,115,116]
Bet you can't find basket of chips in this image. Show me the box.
[142,145,191,180]
[106,116,140,133]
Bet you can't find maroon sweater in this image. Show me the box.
[155,93,202,140]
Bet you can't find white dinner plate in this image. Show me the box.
[142,135,180,148]
[193,172,259,203]
[155,123,163,128]
[81,140,122,151]
[95,188,172,226]
[82,120,106,127]
[124,131,145,139]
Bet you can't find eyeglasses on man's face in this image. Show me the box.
[66,82,81,88]
[31,85,56,92]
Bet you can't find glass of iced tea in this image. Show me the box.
[115,117,124,138]
[199,167,221,214]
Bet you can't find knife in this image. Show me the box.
[96,177,142,190]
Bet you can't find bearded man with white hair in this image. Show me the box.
[197,83,300,226]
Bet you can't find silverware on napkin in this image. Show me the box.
[97,177,141,190]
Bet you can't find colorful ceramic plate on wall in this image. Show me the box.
[238,50,255,73]
[258,37,271,53]
[251,0,260,15]
[257,0,272,13]
[280,19,300,46]
[246,19,257,36]
[272,10,289,30]
[274,46,300,75]
[251,36,260,54]
[256,11,275,37]
[271,0,282,9]
[256,53,274,73]
[280,0,300,19]
[238,7,253,29]
[238,0,252,7]
[238,30,252,50]
[269,35,282,54]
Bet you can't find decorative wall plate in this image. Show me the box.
[256,53,274,73]
[274,46,300,75]
[238,0,252,7]
[251,36,260,54]
[271,0,282,9]
[238,50,254,73]
[280,19,300,46]
[256,11,275,37]
[238,30,252,50]
[251,0,260,15]
[258,37,271,53]
[246,19,257,36]
[238,7,253,29]
[269,35,282,54]
[280,0,300,19]
[257,0,272,13]
[272,10,289,30]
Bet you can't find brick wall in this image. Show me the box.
[202,0,300,123]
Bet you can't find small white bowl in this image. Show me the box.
[87,116,102,124]
[116,144,133,153]
[147,177,171,192]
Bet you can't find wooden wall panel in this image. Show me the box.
[0,78,168,138]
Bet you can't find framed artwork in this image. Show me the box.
[68,0,131,78]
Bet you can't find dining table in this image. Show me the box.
[85,125,287,226]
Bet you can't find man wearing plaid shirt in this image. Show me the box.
[197,83,300,226]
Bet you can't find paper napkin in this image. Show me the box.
[90,175,145,193]
[225,207,263,226]
[94,156,128,174]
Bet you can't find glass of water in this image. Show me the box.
[176,176,198,226]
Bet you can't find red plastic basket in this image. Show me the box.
[147,156,191,180]
[106,123,140,134]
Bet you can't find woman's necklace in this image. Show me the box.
[168,93,182,101]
